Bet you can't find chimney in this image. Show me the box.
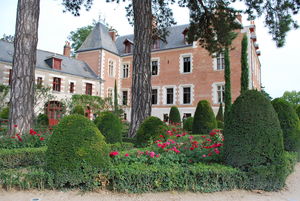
[109,31,116,42]
[63,41,71,57]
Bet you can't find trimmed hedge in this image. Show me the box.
[108,142,135,152]
[0,147,46,169]
[169,106,181,124]
[224,90,286,191]
[0,107,9,119]
[183,117,193,132]
[46,114,110,188]
[0,168,54,190]
[71,105,85,115]
[136,116,166,147]
[192,100,217,134]
[36,113,48,126]
[108,162,246,193]
[272,98,300,152]
[94,112,122,144]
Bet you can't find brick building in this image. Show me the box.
[0,40,101,125]
[76,21,261,121]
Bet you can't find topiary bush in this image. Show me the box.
[0,107,9,119]
[217,120,224,129]
[169,106,181,124]
[36,113,48,126]
[94,111,122,144]
[136,116,166,147]
[272,98,300,152]
[224,90,286,191]
[216,103,224,122]
[71,105,85,115]
[192,100,217,134]
[46,114,110,188]
[183,117,193,132]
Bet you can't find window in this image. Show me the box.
[163,114,169,122]
[152,89,158,105]
[53,58,62,70]
[217,53,225,70]
[86,83,92,95]
[166,88,174,104]
[125,44,131,53]
[122,64,129,78]
[107,88,113,98]
[151,60,158,76]
[69,82,74,93]
[152,39,160,49]
[183,87,191,104]
[123,113,127,120]
[52,77,61,92]
[109,60,114,77]
[37,77,43,87]
[183,56,191,73]
[122,91,128,105]
[184,113,192,118]
[8,69,12,85]
[217,85,225,103]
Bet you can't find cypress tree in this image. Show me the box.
[114,80,118,114]
[296,105,300,119]
[224,47,232,119]
[241,34,249,94]
[216,102,224,122]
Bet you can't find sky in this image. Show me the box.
[0,0,299,98]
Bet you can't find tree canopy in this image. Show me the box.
[282,90,300,108]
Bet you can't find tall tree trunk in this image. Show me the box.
[128,0,152,138]
[9,0,40,136]
[224,47,232,120]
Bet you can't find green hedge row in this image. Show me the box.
[108,162,247,193]
[0,147,46,169]
[0,168,54,190]
[108,142,135,151]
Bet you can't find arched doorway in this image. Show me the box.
[45,101,63,126]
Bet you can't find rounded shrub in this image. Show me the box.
[0,107,9,119]
[272,98,300,152]
[169,106,181,124]
[46,114,110,188]
[36,113,48,126]
[136,116,166,147]
[183,117,193,132]
[71,105,85,115]
[94,112,122,144]
[192,100,217,134]
[224,90,286,191]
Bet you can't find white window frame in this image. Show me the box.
[213,52,225,71]
[122,90,128,106]
[151,57,160,76]
[163,85,177,105]
[151,86,160,105]
[179,84,194,105]
[107,87,113,99]
[179,53,193,74]
[212,82,225,104]
[122,63,130,79]
[108,60,115,77]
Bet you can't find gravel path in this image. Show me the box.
[1,163,299,201]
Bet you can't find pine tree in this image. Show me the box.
[241,34,249,94]
[224,47,232,120]
[216,102,224,122]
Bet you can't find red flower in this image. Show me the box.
[159,135,164,138]
[109,151,119,157]
[124,153,129,157]
[202,154,207,157]
[190,147,194,151]
[29,128,37,135]
[16,135,22,142]
[39,137,45,141]
[13,125,17,128]
[214,148,220,154]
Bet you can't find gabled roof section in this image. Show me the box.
[77,22,119,54]
[0,40,99,80]
[115,24,192,56]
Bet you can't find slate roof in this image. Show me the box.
[77,22,119,54]
[0,40,99,80]
[115,24,192,56]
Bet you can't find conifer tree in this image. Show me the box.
[216,102,224,122]
[224,47,232,119]
[114,80,118,114]
[241,34,249,93]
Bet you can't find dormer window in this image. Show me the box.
[45,56,62,70]
[182,28,189,44]
[123,39,133,54]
